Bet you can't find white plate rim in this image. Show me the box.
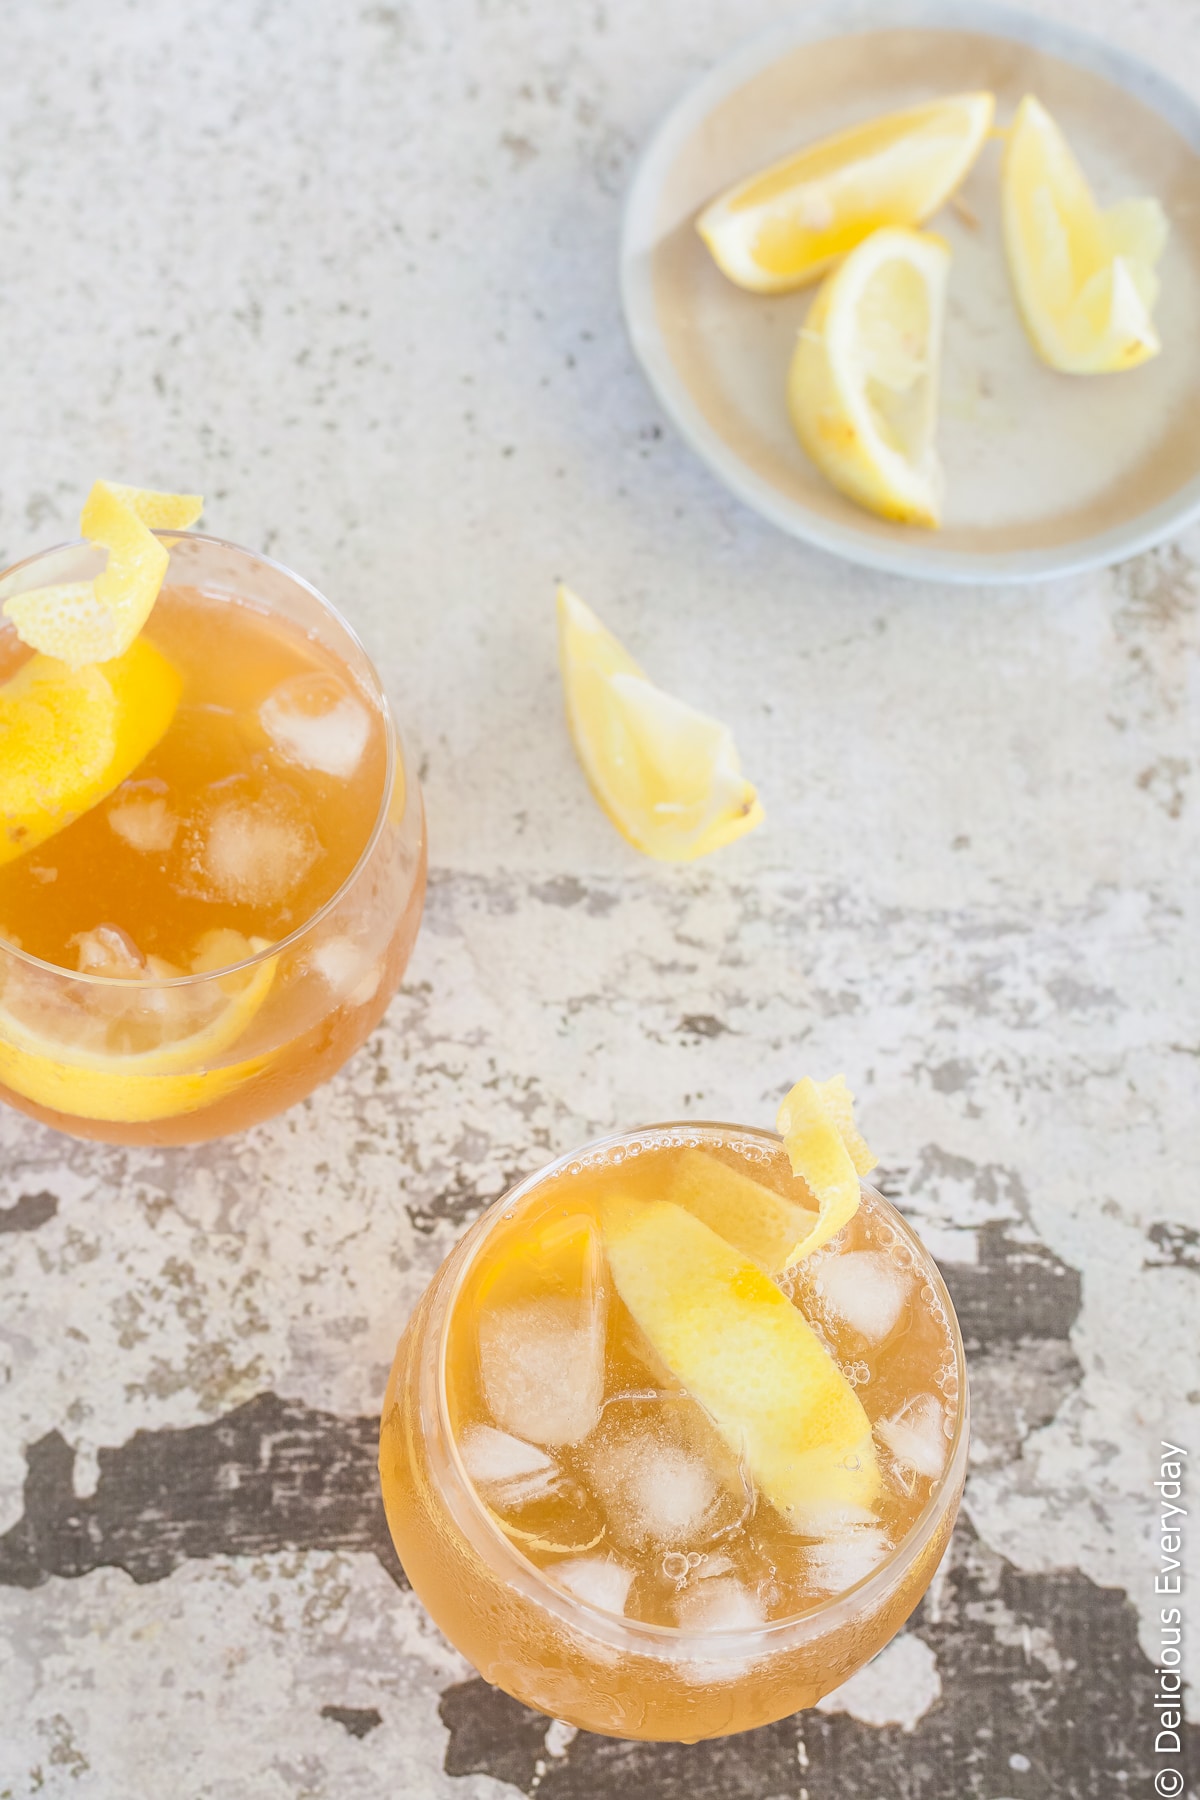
[619,0,1200,585]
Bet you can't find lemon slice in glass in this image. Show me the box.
[0,929,277,1124]
[1002,95,1167,374]
[1,638,182,867]
[776,1074,876,1264]
[557,585,762,863]
[600,1197,879,1531]
[788,225,950,527]
[698,92,993,293]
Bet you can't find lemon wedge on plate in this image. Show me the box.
[788,225,950,526]
[600,1197,879,1531]
[0,638,182,867]
[0,928,277,1124]
[3,481,202,668]
[557,585,762,862]
[697,92,993,293]
[1002,95,1167,374]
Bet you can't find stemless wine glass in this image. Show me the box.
[380,1122,969,1742]
[0,532,426,1146]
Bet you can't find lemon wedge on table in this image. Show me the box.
[0,638,182,867]
[557,585,763,863]
[788,226,950,527]
[1002,95,1167,374]
[3,481,203,668]
[600,1198,879,1532]
[0,930,277,1125]
[697,92,993,294]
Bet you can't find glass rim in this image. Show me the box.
[0,529,411,990]
[429,1120,970,1659]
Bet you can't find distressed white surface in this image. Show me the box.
[0,0,1198,1791]
[815,1633,942,1731]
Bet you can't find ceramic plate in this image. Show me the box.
[620,0,1200,582]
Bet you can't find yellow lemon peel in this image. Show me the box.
[557,585,763,863]
[1002,95,1167,373]
[665,1146,817,1275]
[776,1074,877,1265]
[3,481,203,669]
[0,638,182,867]
[698,92,993,293]
[600,1197,879,1531]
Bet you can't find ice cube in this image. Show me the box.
[108,793,179,854]
[478,1296,605,1448]
[586,1436,719,1550]
[72,924,146,977]
[191,796,321,908]
[805,1525,891,1594]
[675,1576,765,1631]
[311,935,381,1007]
[260,674,370,781]
[876,1394,949,1480]
[552,1556,635,1617]
[458,1424,562,1508]
[813,1250,909,1342]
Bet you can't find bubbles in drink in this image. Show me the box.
[811,1249,910,1342]
[260,673,370,781]
[187,793,321,908]
[876,1394,949,1479]
[552,1557,635,1617]
[107,786,179,854]
[478,1296,606,1448]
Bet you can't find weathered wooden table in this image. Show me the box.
[1,0,1196,1794]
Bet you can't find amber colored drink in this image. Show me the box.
[380,1124,968,1741]
[0,533,425,1145]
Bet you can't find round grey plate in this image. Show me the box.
[620,0,1200,583]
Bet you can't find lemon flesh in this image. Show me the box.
[600,1198,879,1531]
[1002,95,1167,374]
[698,92,993,293]
[0,638,182,867]
[788,226,950,527]
[0,931,277,1124]
[776,1074,875,1264]
[557,586,762,863]
[4,482,203,668]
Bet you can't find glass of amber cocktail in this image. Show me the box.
[0,532,425,1145]
[380,1121,968,1741]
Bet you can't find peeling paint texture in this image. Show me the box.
[1,0,1198,1795]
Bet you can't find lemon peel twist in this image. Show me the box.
[3,481,203,669]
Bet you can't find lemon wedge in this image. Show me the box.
[600,1198,879,1531]
[788,225,950,526]
[0,929,276,1124]
[0,638,182,867]
[1002,96,1167,374]
[557,586,762,863]
[666,1146,817,1275]
[4,482,203,668]
[776,1074,876,1264]
[698,92,993,293]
